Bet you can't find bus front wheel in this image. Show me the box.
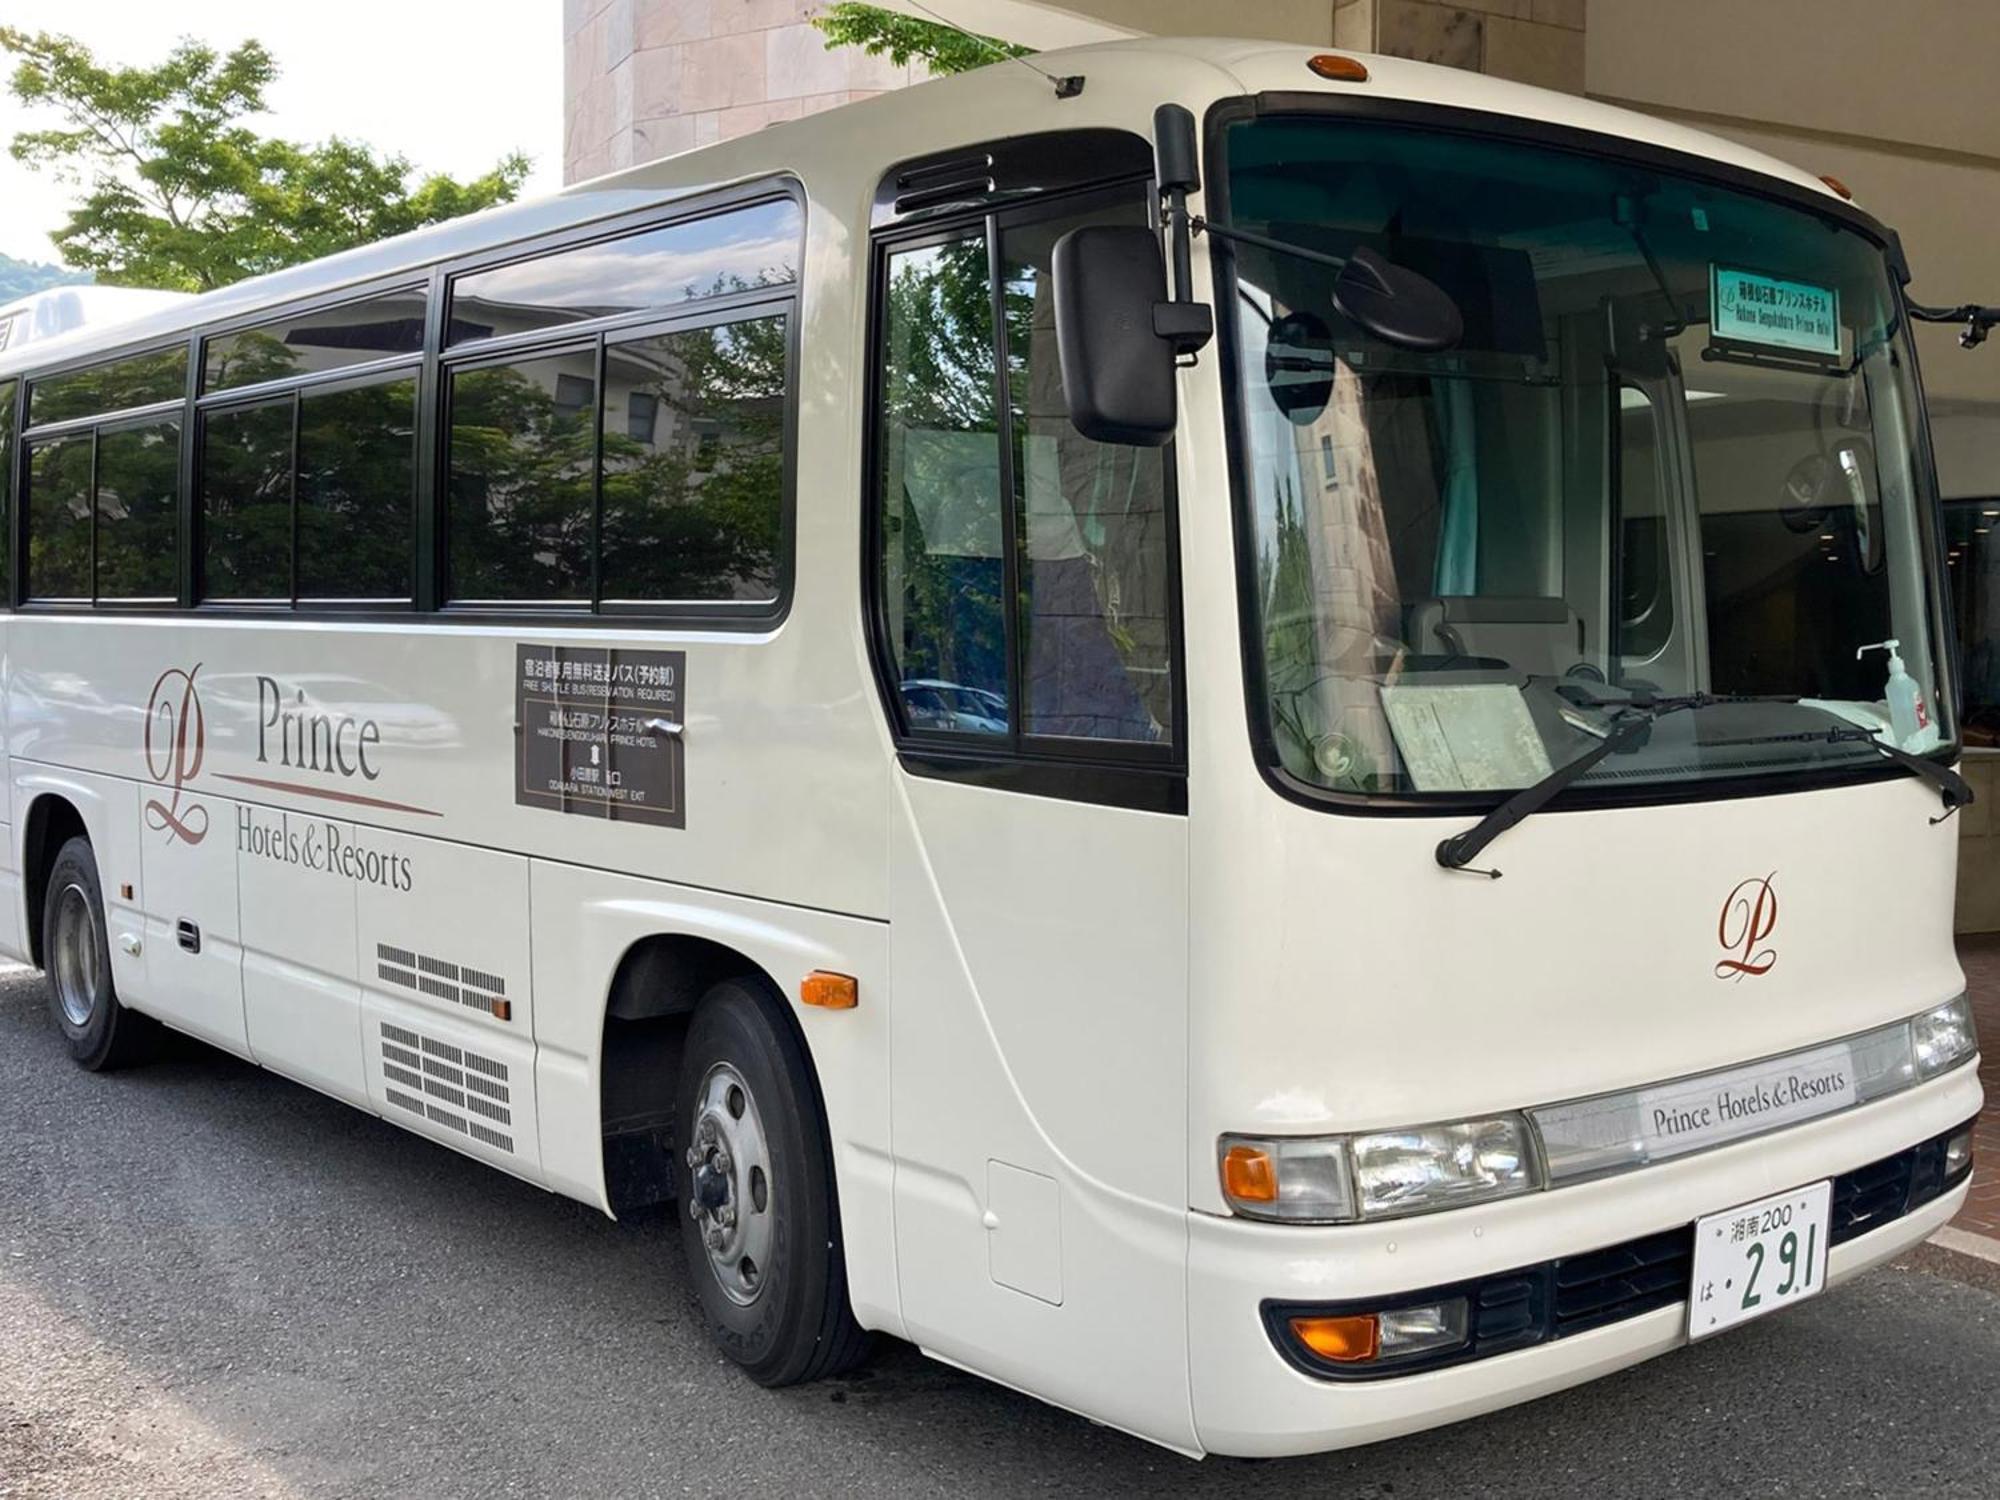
[676,978,871,1386]
[42,836,157,1072]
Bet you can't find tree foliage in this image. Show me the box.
[449,297,787,605]
[810,3,1031,77]
[1,28,531,291]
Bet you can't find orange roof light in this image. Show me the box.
[1290,1314,1380,1363]
[1819,173,1854,201]
[1221,1143,1278,1203]
[802,970,859,1009]
[1308,53,1371,83]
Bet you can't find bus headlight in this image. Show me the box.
[1220,1115,1540,1223]
[1912,995,1976,1079]
[1350,1116,1537,1218]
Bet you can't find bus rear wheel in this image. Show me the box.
[43,836,157,1072]
[676,978,870,1386]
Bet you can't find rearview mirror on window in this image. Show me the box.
[1332,246,1465,353]
[1052,224,1177,447]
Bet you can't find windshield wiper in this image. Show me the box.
[1702,725,1973,822]
[1433,691,1841,879]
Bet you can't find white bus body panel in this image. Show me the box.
[889,772,1194,1450]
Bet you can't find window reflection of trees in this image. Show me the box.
[29,347,188,426]
[447,309,786,605]
[602,316,785,602]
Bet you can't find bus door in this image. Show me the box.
[867,174,1197,1443]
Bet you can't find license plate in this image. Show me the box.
[1688,1180,1832,1339]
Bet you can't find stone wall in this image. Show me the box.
[563,0,923,183]
[563,1,1591,183]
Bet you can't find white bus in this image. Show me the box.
[0,36,1984,1460]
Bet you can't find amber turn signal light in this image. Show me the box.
[1290,1314,1379,1363]
[802,970,859,1009]
[1819,173,1854,201]
[1221,1143,1278,1203]
[1308,53,1370,83]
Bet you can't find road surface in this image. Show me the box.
[1,965,1996,1499]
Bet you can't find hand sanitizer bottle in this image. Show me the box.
[1856,639,1939,752]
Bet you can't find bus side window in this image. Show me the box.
[1001,205,1174,745]
[872,190,1179,754]
[876,234,1010,737]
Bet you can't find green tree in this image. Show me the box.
[810,3,1030,76]
[1,29,531,292]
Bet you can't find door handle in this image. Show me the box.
[176,920,201,955]
[644,717,684,738]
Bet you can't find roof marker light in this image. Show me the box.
[1308,54,1370,83]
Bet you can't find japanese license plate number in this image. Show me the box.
[1689,1180,1832,1339]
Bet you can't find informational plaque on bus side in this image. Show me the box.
[515,644,687,828]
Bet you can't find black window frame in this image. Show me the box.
[438,290,798,619]
[0,174,806,629]
[862,144,1189,815]
[18,389,188,610]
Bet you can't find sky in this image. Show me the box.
[0,0,565,265]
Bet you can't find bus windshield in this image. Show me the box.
[1216,114,1954,802]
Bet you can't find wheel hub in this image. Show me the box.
[685,1061,775,1307]
[50,882,99,1030]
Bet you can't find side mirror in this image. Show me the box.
[1053,224,1177,447]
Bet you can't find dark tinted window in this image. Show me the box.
[26,435,92,599]
[205,289,428,393]
[202,401,293,599]
[30,346,187,426]
[297,377,417,599]
[600,316,786,602]
[447,198,802,345]
[447,349,596,600]
[95,420,180,599]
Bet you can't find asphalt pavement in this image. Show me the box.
[2,962,1998,1500]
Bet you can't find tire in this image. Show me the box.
[676,978,871,1386]
[42,836,158,1072]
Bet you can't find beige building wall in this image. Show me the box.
[563,0,926,182]
[561,0,1588,180]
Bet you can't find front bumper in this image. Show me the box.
[1186,1058,1982,1458]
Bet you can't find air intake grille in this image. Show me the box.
[376,942,511,1020]
[378,1020,514,1154]
[1551,1225,1694,1336]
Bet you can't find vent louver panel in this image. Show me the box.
[376,942,511,1020]
[378,1020,514,1155]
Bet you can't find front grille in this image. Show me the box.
[1265,1116,1975,1381]
[1552,1225,1695,1336]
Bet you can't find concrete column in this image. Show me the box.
[1361,0,1586,92]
